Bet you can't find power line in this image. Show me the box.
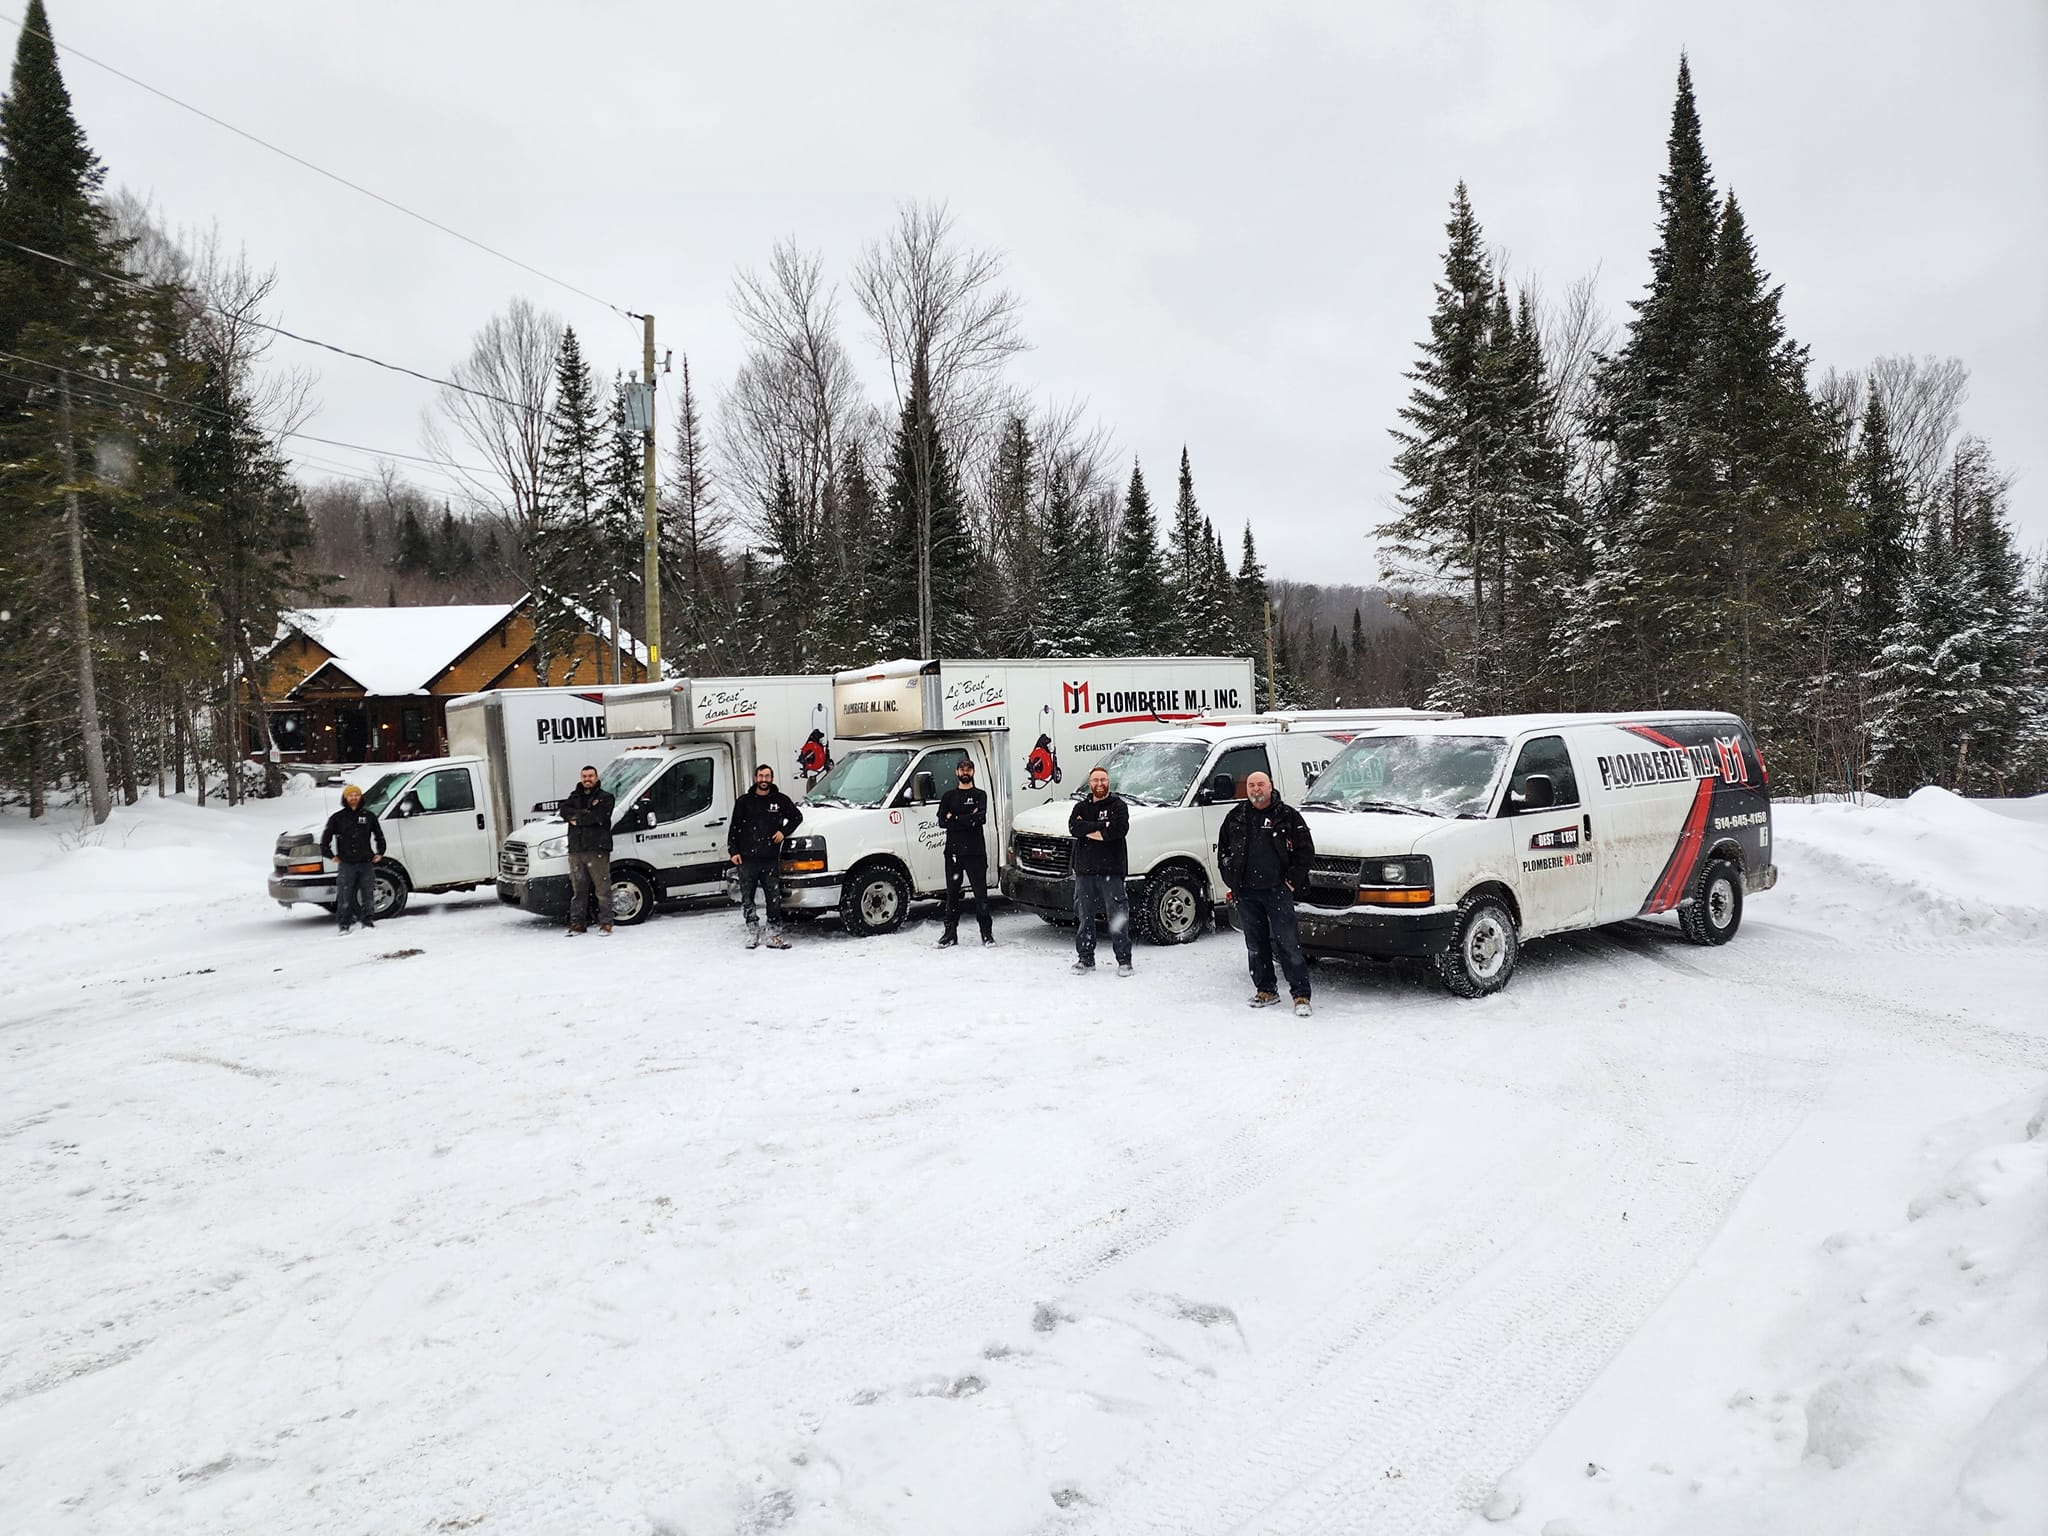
[0,233,542,418]
[0,351,510,480]
[0,9,636,323]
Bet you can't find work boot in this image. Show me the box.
[764,933,791,951]
[981,933,995,947]
[1293,997,1313,1018]
[566,925,585,937]
[1116,962,1134,978]
[1070,959,1093,974]
[936,932,958,948]
[598,923,613,936]
[1249,991,1281,1008]
[745,926,761,950]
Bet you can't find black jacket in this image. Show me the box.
[936,785,990,858]
[561,783,616,855]
[321,805,385,864]
[729,784,804,861]
[1218,795,1315,894]
[1068,792,1130,877]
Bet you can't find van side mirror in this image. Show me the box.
[393,792,419,819]
[914,771,938,804]
[1201,771,1235,804]
[639,800,658,829]
[1517,774,1556,810]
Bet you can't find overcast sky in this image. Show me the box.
[38,0,2048,587]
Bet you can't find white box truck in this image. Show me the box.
[773,655,1255,935]
[1288,711,1777,996]
[1002,708,1449,943]
[268,686,643,921]
[493,675,835,925]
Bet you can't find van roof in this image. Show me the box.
[1365,710,1747,736]
[1122,711,1443,748]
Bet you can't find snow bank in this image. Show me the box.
[1772,789,2048,944]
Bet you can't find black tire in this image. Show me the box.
[372,866,409,921]
[840,862,911,936]
[1138,865,1205,946]
[1037,912,1072,927]
[1434,892,1518,998]
[317,902,337,914]
[1678,858,1743,945]
[611,868,657,926]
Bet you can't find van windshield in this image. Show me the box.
[356,771,412,816]
[597,754,662,807]
[807,748,913,808]
[1302,735,1509,818]
[1096,738,1210,806]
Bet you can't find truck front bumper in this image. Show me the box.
[269,872,337,907]
[1294,903,1460,961]
[778,872,845,911]
[1002,865,1078,915]
[509,873,572,918]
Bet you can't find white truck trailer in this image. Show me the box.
[1002,708,1447,943]
[772,655,1255,935]
[493,675,834,924]
[268,685,642,921]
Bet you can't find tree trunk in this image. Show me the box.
[172,685,188,796]
[56,374,112,825]
[228,619,284,797]
[111,688,139,805]
[27,719,46,819]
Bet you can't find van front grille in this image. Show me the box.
[1301,857,1363,908]
[498,844,529,879]
[1013,833,1071,877]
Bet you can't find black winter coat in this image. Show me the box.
[561,783,616,854]
[1218,795,1315,894]
[936,786,990,858]
[728,784,804,861]
[321,805,386,864]
[1067,792,1130,877]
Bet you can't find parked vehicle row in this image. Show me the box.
[267,661,1778,996]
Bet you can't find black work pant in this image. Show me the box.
[942,846,992,940]
[1237,886,1311,999]
[335,861,377,928]
[1073,873,1133,966]
[736,859,783,931]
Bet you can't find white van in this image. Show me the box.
[776,656,1256,934]
[268,686,643,920]
[1292,712,1776,996]
[1002,710,1446,943]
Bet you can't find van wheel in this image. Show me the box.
[1436,893,1518,998]
[1139,865,1205,945]
[372,867,409,920]
[1679,858,1743,945]
[841,863,910,936]
[611,868,656,926]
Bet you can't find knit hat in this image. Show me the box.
[341,783,363,799]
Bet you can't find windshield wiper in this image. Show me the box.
[1350,799,1445,817]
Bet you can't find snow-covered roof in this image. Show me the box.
[284,604,518,696]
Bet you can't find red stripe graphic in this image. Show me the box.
[1642,778,1716,914]
[702,710,757,722]
[1078,712,1205,729]
[953,699,1007,717]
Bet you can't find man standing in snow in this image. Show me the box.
[729,763,803,949]
[1218,768,1315,1016]
[320,783,385,935]
[561,764,616,936]
[1068,764,1134,975]
[935,757,994,947]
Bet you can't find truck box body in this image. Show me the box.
[1287,711,1776,995]
[776,656,1256,935]
[1001,708,1447,943]
[268,686,647,921]
[494,675,834,924]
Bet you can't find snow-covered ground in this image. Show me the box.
[1,788,2042,1535]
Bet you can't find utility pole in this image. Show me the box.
[641,313,661,679]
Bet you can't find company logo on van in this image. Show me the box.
[696,686,759,724]
[537,714,608,744]
[1062,680,1243,725]
[1597,736,1748,791]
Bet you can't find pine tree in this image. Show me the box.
[986,412,1038,652]
[1165,447,1208,645]
[1029,467,1094,658]
[594,376,646,637]
[532,326,602,681]
[395,505,433,573]
[878,359,975,656]
[1109,461,1171,653]
[1236,524,1272,704]
[660,355,724,669]
[1854,390,1912,662]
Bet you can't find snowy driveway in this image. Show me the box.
[1,795,2042,1534]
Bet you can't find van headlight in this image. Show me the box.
[1358,855,1433,906]
[780,835,827,874]
[536,834,568,860]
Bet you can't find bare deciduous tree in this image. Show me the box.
[1535,268,1614,503]
[852,200,1028,651]
[1870,354,1969,504]
[423,297,560,586]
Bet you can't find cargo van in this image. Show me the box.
[1002,709,1446,943]
[1289,712,1776,996]
[773,656,1256,934]
[268,685,645,920]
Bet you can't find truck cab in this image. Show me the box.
[269,755,494,920]
[1002,710,1444,943]
[782,734,1010,934]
